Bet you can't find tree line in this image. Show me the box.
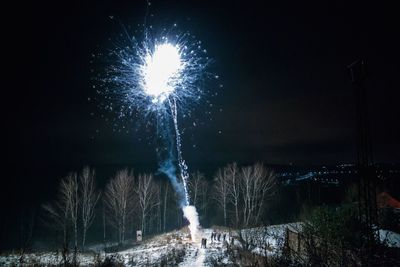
[41,162,277,251]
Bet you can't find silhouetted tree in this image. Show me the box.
[135,173,159,236]
[241,163,276,227]
[79,166,100,250]
[42,173,78,265]
[105,169,135,245]
[225,162,240,227]
[213,168,229,226]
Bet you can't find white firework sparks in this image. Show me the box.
[104,32,209,117]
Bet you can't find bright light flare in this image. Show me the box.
[101,31,210,115]
[141,43,183,103]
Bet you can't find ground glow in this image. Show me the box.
[141,43,183,103]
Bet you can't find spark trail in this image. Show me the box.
[169,97,190,206]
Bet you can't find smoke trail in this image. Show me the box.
[160,159,200,241]
[156,107,184,202]
[182,205,200,242]
[157,100,200,241]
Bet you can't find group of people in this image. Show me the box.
[199,231,231,249]
[200,231,229,249]
[211,231,226,242]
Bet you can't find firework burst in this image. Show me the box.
[102,30,209,118]
[94,25,215,241]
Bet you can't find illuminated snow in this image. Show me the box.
[0,224,302,266]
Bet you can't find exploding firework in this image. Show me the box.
[96,26,212,241]
[101,30,209,117]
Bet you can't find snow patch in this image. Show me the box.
[379,229,400,248]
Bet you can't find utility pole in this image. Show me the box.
[348,59,378,256]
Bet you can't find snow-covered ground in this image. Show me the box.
[1,223,399,266]
[0,227,252,266]
[1,227,226,266]
[379,229,400,248]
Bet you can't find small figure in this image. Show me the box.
[217,233,221,241]
[223,233,226,242]
[203,238,208,248]
[230,237,234,245]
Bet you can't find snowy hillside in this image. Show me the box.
[0,228,222,266]
[1,223,398,266]
[0,224,289,266]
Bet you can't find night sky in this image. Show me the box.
[3,0,400,242]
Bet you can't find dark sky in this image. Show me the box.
[3,0,400,230]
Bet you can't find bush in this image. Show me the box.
[99,253,124,267]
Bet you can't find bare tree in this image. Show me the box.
[42,199,70,265]
[104,169,135,245]
[188,171,209,222]
[213,168,229,226]
[241,163,276,227]
[163,181,169,232]
[241,166,252,227]
[157,182,162,233]
[199,175,209,219]
[80,166,100,250]
[135,173,159,237]
[188,171,206,206]
[253,163,276,223]
[61,173,79,252]
[225,162,240,227]
[42,173,78,265]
